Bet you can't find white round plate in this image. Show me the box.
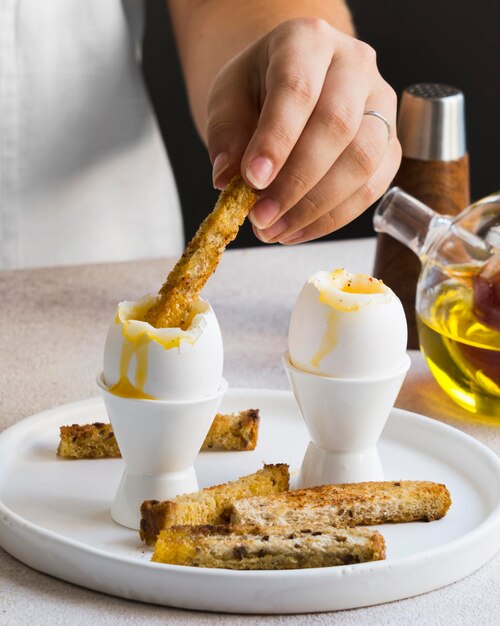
[1,388,500,614]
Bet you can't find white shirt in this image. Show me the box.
[0,0,184,269]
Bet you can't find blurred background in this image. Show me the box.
[142,0,499,248]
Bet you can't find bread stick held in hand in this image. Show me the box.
[145,176,257,329]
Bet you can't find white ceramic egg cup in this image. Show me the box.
[97,373,228,530]
[283,353,411,488]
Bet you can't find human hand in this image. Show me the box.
[207,18,401,244]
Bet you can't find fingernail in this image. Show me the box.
[279,229,304,244]
[212,152,230,189]
[248,197,280,229]
[253,227,264,242]
[246,156,274,189]
[257,217,288,243]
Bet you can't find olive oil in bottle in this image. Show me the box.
[417,271,500,417]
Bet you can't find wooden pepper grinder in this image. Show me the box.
[373,84,470,348]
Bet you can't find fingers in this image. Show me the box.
[253,84,397,242]
[247,48,374,231]
[206,16,400,245]
[276,138,402,244]
[208,19,336,191]
[240,19,336,190]
[207,55,258,190]
[247,38,387,233]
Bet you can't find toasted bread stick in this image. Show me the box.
[202,409,259,451]
[230,480,451,528]
[140,464,290,545]
[144,176,257,328]
[57,410,260,459]
[57,423,121,459]
[152,524,386,569]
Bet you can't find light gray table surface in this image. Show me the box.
[1,239,499,625]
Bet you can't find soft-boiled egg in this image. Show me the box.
[288,269,407,378]
[103,295,223,400]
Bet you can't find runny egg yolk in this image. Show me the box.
[339,277,385,294]
[108,300,195,400]
[310,309,339,369]
[310,270,388,369]
[330,268,386,297]
[109,333,157,400]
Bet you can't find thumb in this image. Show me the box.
[207,69,257,190]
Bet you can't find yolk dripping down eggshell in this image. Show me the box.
[288,269,408,378]
[103,295,223,400]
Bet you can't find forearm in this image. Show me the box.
[167,0,354,141]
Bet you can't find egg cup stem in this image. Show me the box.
[297,442,384,488]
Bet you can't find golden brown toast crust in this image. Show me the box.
[203,409,259,451]
[57,409,260,459]
[140,464,290,545]
[57,423,120,459]
[152,524,386,569]
[230,480,452,528]
[144,176,257,328]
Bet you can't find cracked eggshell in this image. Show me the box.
[288,269,407,379]
[103,295,223,400]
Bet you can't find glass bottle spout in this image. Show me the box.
[374,187,492,264]
[373,187,451,260]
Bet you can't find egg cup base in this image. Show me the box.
[111,468,199,530]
